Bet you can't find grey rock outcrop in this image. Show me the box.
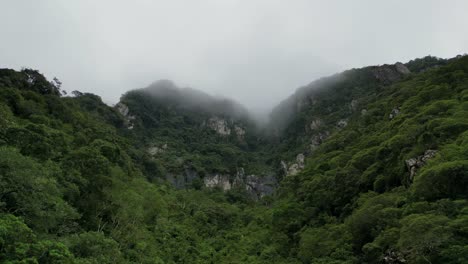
[234,125,246,139]
[309,119,322,131]
[245,174,276,198]
[395,62,411,75]
[207,117,231,135]
[310,131,330,151]
[284,153,306,176]
[287,164,300,176]
[280,160,288,176]
[389,107,400,120]
[405,150,437,180]
[115,102,136,129]
[147,143,167,156]
[164,166,276,198]
[204,174,232,190]
[349,99,359,112]
[382,250,406,264]
[337,119,348,128]
[371,62,411,85]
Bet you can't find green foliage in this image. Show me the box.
[0,214,75,263]
[298,224,355,263]
[0,55,467,263]
[0,147,78,233]
[66,232,124,264]
[398,214,452,263]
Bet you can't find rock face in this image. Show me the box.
[282,153,306,176]
[245,175,276,198]
[234,125,246,140]
[309,119,322,131]
[204,174,232,190]
[280,160,288,175]
[147,144,167,156]
[395,62,411,75]
[349,99,359,112]
[205,117,247,139]
[116,102,129,116]
[296,153,305,166]
[405,150,438,180]
[207,117,231,135]
[371,62,411,85]
[389,107,401,120]
[310,131,330,151]
[337,119,348,128]
[382,250,406,264]
[165,167,276,198]
[115,102,136,129]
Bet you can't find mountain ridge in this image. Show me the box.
[0,54,466,263]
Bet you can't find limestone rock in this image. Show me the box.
[147,144,167,156]
[204,174,231,190]
[371,63,411,85]
[116,102,129,116]
[310,131,330,151]
[389,107,400,119]
[147,146,163,156]
[207,117,231,136]
[245,174,276,198]
[337,119,348,128]
[115,102,136,129]
[285,153,305,176]
[234,125,246,139]
[296,153,305,169]
[287,164,301,176]
[280,160,288,176]
[382,249,406,264]
[405,150,437,180]
[309,119,322,131]
[395,62,411,74]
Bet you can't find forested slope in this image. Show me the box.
[269,55,468,263]
[0,55,467,263]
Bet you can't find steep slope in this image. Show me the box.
[0,55,467,263]
[269,55,468,263]
[116,80,276,197]
[0,68,287,263]
[264,57,451,178]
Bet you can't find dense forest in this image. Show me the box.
[0,55,467,263]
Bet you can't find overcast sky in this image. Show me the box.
[1,1,467,113]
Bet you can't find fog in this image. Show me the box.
[128,80,250,121]
[1,1,467,115]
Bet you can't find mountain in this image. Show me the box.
[0,55,467,263]
[116,79,276,196]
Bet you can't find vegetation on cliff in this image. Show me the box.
[0,55,467,263]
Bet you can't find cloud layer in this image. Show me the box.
[1,0,467,113]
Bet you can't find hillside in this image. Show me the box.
[0,55,467,263]
[117,79,276,196]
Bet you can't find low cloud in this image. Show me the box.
[0,0,467,114]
